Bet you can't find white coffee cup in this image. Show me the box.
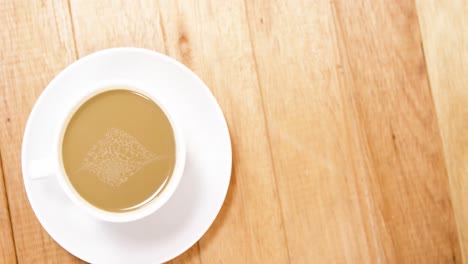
[27,80,186,223]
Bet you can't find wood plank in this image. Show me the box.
[331,0,460,261]
[0,0,82,263]
[245,0,460,262]
[416,0,468,262]
[156,0,290,262]
[69,0,166,57]
[0,158,16,263]
[244,1,375,262]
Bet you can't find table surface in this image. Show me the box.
[0,0,467,263]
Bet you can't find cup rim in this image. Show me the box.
[54,80,186,222]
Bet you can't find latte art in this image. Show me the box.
[76,128,162,188]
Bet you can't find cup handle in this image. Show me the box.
[28,157,58,180]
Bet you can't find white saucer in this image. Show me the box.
[22,48,232,263]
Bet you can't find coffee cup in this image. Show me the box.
[27,80,186,223]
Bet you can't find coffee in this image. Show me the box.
[61,89,176,212]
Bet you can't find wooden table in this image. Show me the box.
[0,0,466,263]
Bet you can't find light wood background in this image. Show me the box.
[0,0,466,263]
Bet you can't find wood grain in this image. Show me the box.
[416,0,468,262]
[156,0,289,262]
[0,0,81,262]
[0,158,16,263]
[69,0,166,57]
[245,0,460,262]
[331,0,460,261]
[0,0,465,263]
[244,1,374,262]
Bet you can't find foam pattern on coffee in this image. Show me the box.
[76,128,160,187]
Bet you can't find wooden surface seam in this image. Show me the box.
[416,0,468,262]
[0,149,18,263]
[242,0,293,261]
